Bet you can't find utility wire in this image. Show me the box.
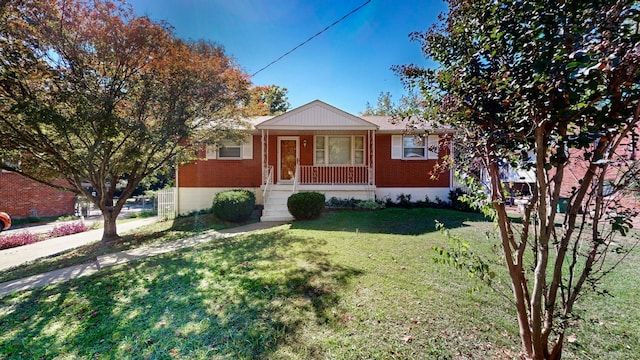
[250,0,371,77]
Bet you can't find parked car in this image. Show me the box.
[0,211,11,232]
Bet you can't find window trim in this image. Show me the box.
[392,134,440,160]
[217,143,242,159]
[205,138,253,160]
[314,135,365,166]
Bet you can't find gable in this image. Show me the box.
[256,100,377,131]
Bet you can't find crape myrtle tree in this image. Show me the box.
[395,0,640,359]
[0,0,251,241]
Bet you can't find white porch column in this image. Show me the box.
[369,129,376,186]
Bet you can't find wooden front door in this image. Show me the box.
[278,137,298,183]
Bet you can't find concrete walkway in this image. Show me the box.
[0,217,158,271]
[0,220,286,298]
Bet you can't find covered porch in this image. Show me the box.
[255,101,379,220]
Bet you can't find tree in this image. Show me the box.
[245,84,290,116]
[396,1,640,359]
[0,0,250,241]
[361,91,424,116]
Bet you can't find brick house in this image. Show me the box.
[176,100,455,220]
[0,171,75,219]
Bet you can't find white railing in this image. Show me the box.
[298,165,370,185]
[262,165,274,204]
[292,160,300,194]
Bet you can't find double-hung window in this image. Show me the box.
[315,135,365,165]
[206,139,253,160]
[391,134,440,160]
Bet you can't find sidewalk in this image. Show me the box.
[0,217,158,271]
[0,220,286,298]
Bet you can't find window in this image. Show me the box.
[315,135,365,165]
[205,139,253,160]
[218,143,241,159]
[403,136,426,158]
[391,135,439,160]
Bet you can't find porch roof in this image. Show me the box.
[255,100,378,131]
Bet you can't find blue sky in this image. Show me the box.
[127,0,446,114]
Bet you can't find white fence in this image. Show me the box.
[157,187,176,220]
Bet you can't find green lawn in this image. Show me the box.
[1,208,638,359]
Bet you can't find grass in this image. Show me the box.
[0,208,638,359]
[0,213,254,284]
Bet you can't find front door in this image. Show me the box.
[278,137,298,183]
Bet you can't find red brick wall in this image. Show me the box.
[0,172,75,218]
[375,134,450,187]
[178,133,452,188]
[178,135,262,187]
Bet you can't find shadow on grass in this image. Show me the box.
[290,207,490,235]
[0,213,256,284]
[0,228,361,359]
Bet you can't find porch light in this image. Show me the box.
[303,139,307,148]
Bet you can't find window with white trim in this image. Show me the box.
[218,143,241,159]
[205,139,253,160]
[391,134,440,160]
[314,135,365,165]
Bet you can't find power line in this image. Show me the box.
[250,0,372,77]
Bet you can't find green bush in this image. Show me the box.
[212,189,256,222]
[448,187,475,212]
[287,192,325,220]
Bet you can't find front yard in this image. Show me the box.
[0,208,638,359]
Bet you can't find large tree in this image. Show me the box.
[360,91,423,116]
[0,0,250,241]
[396,0,640,359]
[245,84,290,116]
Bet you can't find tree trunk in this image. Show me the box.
[101,206,120,242]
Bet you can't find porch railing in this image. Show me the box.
[298,165,371,185]
[262,165,274,204]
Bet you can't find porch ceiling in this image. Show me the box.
[255,100,378,131]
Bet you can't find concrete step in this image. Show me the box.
[260,214,294,222]
[262,189,295,222]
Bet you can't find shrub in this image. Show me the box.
[212,189,256,222]
[49,222,89,238]
[355,200,385,210]
[449,187,475,212]
[287,192,325,220]
[0,232,41,250]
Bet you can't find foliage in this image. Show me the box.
[0,232,41,250]
[448,187,476,213]
[360,91,423,116]
[396,0,640,358]
[245,85,290,116]
[355,200,385,210]
[0,0,251,242]
[49,222,89,238]
[287,192,325,220]
[212,189,256,222]
[432,221,496,294]
[325,197,385,210]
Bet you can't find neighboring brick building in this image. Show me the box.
[0,171,75,219]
